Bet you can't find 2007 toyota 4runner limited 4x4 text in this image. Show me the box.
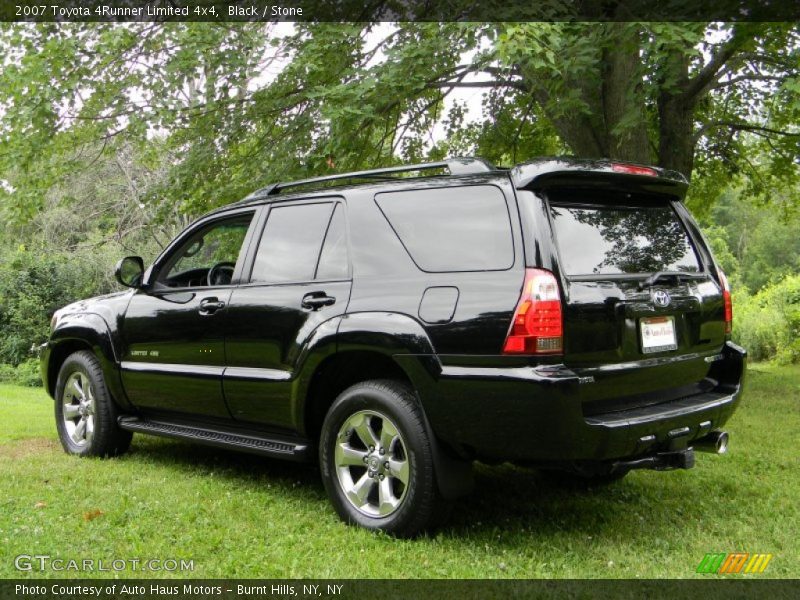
[41,157,745,536]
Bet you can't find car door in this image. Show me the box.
[120,209,258,419]
[223,199,352,429]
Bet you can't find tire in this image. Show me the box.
[54,350,133,458]
[319,379,448,537]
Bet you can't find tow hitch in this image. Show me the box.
[611,447,695,473]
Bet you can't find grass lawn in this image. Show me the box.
[0,364,798,579]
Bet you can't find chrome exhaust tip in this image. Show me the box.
[694,430,729,454]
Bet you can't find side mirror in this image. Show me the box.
[115,256,145,289]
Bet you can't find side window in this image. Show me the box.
[250,203,334,283]
[157,213,254,288]
[375,185,514,272]
[316,204,349,280]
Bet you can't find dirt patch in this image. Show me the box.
[0,437,59,459]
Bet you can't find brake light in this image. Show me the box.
[719,269,733,335]
[503,268,563,355]
[611,163,658,177]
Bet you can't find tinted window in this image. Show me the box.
[159,214,253,288]
[316,204,349,280]
[375,185,513,272]
[550,202,701,276]
[251,203,333,283]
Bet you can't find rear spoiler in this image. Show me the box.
[510,158,689,201]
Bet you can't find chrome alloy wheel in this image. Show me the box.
[61,371,95,447]
[334,410,410,517]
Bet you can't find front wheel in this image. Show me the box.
[319,380,448,537]
[54,350,132,458]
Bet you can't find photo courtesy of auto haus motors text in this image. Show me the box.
[0,0,797,598]
[14,584,344,597]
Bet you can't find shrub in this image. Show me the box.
[0,245,117,366]
[0,359,42,387]
[733,274,800,364]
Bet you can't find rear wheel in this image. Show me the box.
[319,380,447,537]
[54,351,132,458]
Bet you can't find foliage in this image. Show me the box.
[695,181,800,292]
[0,144,182,367]
[1,22,797,220]
[0,245,114,365]
[734,275,800,364]
[0,359,40,387]
[697,180,800,364]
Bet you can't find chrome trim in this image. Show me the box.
[120,362,224,377]
[223,366,292,381]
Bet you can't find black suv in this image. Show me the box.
[41,157,745,536]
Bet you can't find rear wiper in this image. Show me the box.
[638,271,708,290]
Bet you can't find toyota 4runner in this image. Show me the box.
[41,157,746,536]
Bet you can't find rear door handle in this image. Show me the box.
[198,297,225,315]
[301,292,336,311]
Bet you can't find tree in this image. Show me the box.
[491,22,799,178]
[0,20,797,219]
[703,180,800,292]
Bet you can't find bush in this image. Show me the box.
[0,245,117,366]
[734,274,800,364]
[0,359,42,387]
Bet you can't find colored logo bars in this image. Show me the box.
[697,553,773,574]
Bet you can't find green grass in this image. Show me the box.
[1,364,798,579]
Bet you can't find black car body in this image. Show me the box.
[41,157,745,535]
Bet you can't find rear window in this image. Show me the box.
[549,201,701,276]
[375,185,513,272]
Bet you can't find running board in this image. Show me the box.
[117,416,310,461]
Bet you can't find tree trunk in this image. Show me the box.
[655,47,696,178]
[600,24,653,163]
[657,91,695,178]
[526,24,655,166]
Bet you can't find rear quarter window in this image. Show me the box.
[375,185,514,272]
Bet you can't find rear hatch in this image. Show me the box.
[545,188,727,416]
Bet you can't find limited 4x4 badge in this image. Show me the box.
[130,350,159,357]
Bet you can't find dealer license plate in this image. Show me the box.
[640,316,677,354]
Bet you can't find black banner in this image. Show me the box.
[2,0,800,23]
[2,579,800,600]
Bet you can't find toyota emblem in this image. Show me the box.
[652,289,671,307]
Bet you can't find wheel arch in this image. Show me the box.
[44,314,130,409]
[303,350,413,444]
[297,311,441,440]
[299,312,473,499]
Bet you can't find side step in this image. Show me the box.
[117,416,310,461]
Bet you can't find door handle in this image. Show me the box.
[301,292,336,311]
[198,297,225,315]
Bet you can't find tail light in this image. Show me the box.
[503,268,563,355]
[611,163,658,177]
[719,269,733,335]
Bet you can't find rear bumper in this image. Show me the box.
[419,341,746,463]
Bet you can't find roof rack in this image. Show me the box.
[252,157,495,198]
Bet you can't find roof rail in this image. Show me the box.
[256,157,495,197]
